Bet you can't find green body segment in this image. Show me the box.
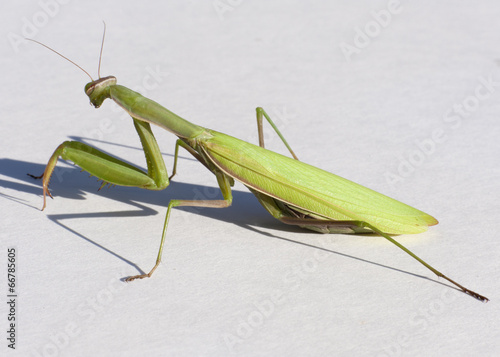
[201,130,437,235]
[110,85,205,139]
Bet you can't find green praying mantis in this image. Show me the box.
[27,31,488,302]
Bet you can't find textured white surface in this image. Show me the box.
[1,1,499,356]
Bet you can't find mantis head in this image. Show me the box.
[85,76,116,108]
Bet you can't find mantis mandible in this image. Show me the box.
[27,30,488,302]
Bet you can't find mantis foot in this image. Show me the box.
[27,172,44,179]
[125,262,160,282]
[125,273,152,282]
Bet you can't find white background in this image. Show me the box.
[1,1,499,356]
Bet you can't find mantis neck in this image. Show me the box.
[110,84,205,140]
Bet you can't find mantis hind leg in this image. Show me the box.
[256,107,298,160]
[279,217,373,234]
[278,206,489,302]
[249,189,372,234]
[31,119,169,210]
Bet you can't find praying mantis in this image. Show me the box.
[27,30,488,302]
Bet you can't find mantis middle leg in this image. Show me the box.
[256,107,298,160]
[125,171,234,281]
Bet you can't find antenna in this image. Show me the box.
[25,38,94,81]
[98,22,106,79]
